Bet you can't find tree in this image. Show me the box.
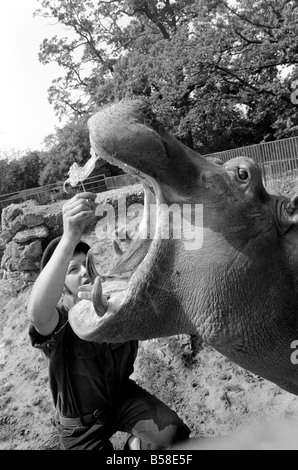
[35,0,298,154]
[18,151,43,189]
[39,116,91,185]
[39,116,121,186]
[0,151,43,196]
[0,159,11,196]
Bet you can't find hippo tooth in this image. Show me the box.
[86,250,101,284]
[91,276,108,317]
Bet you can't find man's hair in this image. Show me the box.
[40,236,90,272]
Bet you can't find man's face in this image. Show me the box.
[64,251,89,303]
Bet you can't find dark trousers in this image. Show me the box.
[56,380,190,450]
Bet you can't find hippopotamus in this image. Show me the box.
[69,99,298,397]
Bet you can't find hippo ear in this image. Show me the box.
[280,195,298,231]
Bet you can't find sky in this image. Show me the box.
[0,0,65,153]
[0,0,253,156]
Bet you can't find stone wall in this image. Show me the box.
[0,185,144,288]
[0,200,63,287]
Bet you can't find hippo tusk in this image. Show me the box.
[86,250,101,284]
[91,277,108,317]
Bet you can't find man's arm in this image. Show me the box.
[27,192,96,336]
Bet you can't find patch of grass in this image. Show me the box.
[0,396,12,407]
[3,383,14,393]
[36,431,61,450]
[0,414,17,426]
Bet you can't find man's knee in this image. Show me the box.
[156,408,190,447]
[159,421,190,449]
[131,418,190,450]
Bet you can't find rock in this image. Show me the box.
[20,213,44,228]
[1,202,45,243]
[5,269,21,281]
[20,271,39,283]
[1,204,23,230]
[5,269,26,291]
[1,215,25,243]
[18,240,43,271]
[1,239,43,272]
[0,268,7,279]
[13,226,49,243]
[22,240,42,259]
[0,200,62,283]
[1,241,21,271]
[0,229,13,245]
[42,211,63,230]
[0,232,6,251]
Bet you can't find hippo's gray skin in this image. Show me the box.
[69,99,298,397]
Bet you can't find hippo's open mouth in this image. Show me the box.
[68,165,162,342]
[68,98,215,342]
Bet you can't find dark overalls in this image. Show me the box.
[29,307,190,450]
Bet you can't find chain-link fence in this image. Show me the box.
[105,174,139,190]
[0,174,106,209]
[205,136,298,190]
[0,173,140,215]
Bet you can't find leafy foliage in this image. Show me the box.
[39,116,91,185]
[39,116,122,186]
[34,0,298,153]
[0,151,43,196]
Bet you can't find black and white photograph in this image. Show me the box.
[1,0,298,453]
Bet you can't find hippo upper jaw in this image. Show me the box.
[87,99,220,197]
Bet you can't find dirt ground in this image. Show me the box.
[2,184,298,450]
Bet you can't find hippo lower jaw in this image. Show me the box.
[68,178,181,342]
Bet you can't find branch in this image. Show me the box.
[125,2,171,40]
[213,63,295,105]
[234,29,268,45]
[267,1,285,22]
[142,8,170,39]
[61,62,89,88]
[54,96,85,118]
[219,0,275,30]
[56,5,115,73]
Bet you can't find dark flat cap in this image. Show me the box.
[40,236,90,271]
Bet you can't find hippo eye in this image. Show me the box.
[236,167,249,182]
